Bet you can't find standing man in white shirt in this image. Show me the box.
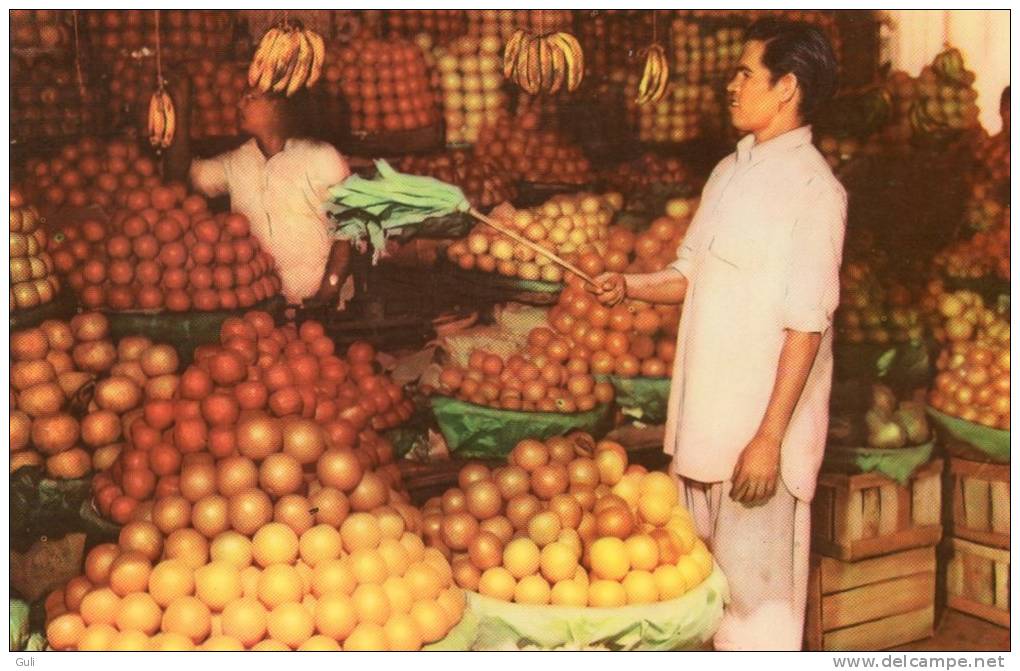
[592,19,845,650]
[187,87,354,307]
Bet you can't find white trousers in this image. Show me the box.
[678,478,812,651]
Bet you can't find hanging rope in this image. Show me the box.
[72,10,86,99]
[154,9,163,90]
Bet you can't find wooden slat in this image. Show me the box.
[846,526,941,561]
[822,605,934,651]
[948,595,1010,628]
[954,526,1010,550]
[805,556,823,651]
[963,552,995,606]
[993,561,1009,610]
[947,550,964,597]
[833,488,851,545]
[963,477,991,531]
[819,547,935,593]
[879,483,899,534]
[812,486,834,544]
[951,536,1012,563]
[990,481,1010,535]
[861,488,880,539]
[897,481,913,531]
[912,472,941,526]
[949,457,1009,481]
[822,572,934,629]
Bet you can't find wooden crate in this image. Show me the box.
[812,459,943,561]
[945,537,1010,628]
[947,457,1009,550]
[805,547,936,651]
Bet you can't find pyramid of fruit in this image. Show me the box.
[474,113,593,185]
[429,34,507,145]
[186,59,246,139]
[10,188,60,312]
[11,57,98,142]
[909,48,981,138]
[398,150,516,210]
[386,10,467,44]
[82,10,233,65]
[624,76,721,144]
[11,313,181,479]
[425,435,715,607]
[48,185,282,312]
[934,208,1009,282]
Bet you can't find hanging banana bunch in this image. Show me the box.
[247,21,325,97]
[504,29,584,95]
[147,88,176,148]
[636,44,669,105]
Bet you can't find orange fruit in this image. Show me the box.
[377,538,411,576]
[299,524,343,567]
[383,613,423,651]
[46,612,85,650]
[550,579,588,606]
[514,574,551,605]
[637,495,672,526]
[164,528,210,569]
[267,602,314,649]
[240,565,261,598]
[340,512,382,552]
[109,629,151,651]
[108,551,152,596]
[115,592,162,635]
[84,543,119,585]
[80,587,120,626]
[478,567,516,601]
[209,531,254,569]
[409,600,450,644]
[257,564,304,608]
[119,521,164,561]
[344,622,388,651]
[311,558,357,597]
[252,522,299,567]
[147,632,195,651]
[624,535,660,571]
[195,561,243,611]
[148,559,195,607]
[63,576,94,612]
[349,548,388,584]
[314,592,357,641]
[539,542,578,583]
[381,576,414,615]
[77,623,117,651]
[503,538,541,579]
[422,548,454,585]
[161,595,212,643]
[436,586,466,623]
[404,561,443,601]
[201,635,245,651]
[250,638,290,651]
[297,635,342,651]
[399,532,426,562]
[351,583,391,626]
[589,537,629,580]
[622,570,659,604]
[652,565,685,600]
[294,561,314,594]
[588,580,627,607]
[675,555,704,590]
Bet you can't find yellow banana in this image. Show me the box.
[272,31,301,93]
[552,32,584,92]
[524,35,541,94]
[161,92,176,148]
[249,27,282,87]
[504,30,525,79]
[548,39,566,94]
[306,30,325,88]
[147,91,163,147]
[286,31,313,97]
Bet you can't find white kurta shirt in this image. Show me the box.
[190,138,351,303]
[663,126,847,502]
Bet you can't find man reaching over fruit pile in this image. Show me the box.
[178,85,355,309]
[591,19,844,651]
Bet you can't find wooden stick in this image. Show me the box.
[467,207,598,286]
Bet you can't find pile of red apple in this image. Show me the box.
[186,59,246,139]
[11,58,99,141]
[398,150,517,210]
[83,10,233,65]
[475,113,592,185]
[385,9,467,43]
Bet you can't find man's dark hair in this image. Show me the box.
[275,87,325,141]
[744,18,839,120]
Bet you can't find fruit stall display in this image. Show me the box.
[20,137,162,218]
[909,48,981,139]
[10,57,99,144]
[423,436,715,606]
[11,9,72,51]
[934,210,1010,282]
[598,153,693,194]
[327,37,441,137]
[10,189,61,313]
[465,9,573,42]
[82,10,234,66]
[429,34,508,146]
[48,187,282,312]
[962,181,1008,233]
[398,151,517,210]
[577,10,655,78]
[829,383,932,451]
[90,315,411,525]
[624,76,722,144]
[445,192,620,284]
[474,114,593,186]
[669,19,745,86]
[104,54,165,134]
[386,9,467,44]
[11,313,181,479]
[928,290,1010,430]
[836,261,924,346]
[186,59,247,139]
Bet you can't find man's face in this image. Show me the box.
[726,40,790,134]
[239,88,281,136]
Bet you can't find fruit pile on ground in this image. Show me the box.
[11,313,180,479]
[934,209,1009,281]
[45,510,463,650]
[398,150,516,210]
[11,58,98,141]
[599,198,694,273]
[445,192,619,284]
[10,188,61,312]
[49,187,282,312]
[836,261,923,345]
[928,290,1009,429]
[386,10,467,44]
[599,154,692,193]
[424,435,715,607]
[327,37,439,135]
[82,10,233,65]
[624,78,720,144]
[91,313,411,525]
[435,346,613,413]
[428,35,507,145]
[11,9,71,50]
[186,60,246,139]
[474,113,593,185]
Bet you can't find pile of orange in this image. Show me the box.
[11,312,180,479]
[92,311,410,524]
[47,508,463,650]
[423,434,715,607]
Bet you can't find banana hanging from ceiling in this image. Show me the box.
[504,29,585,95]
[248,22,326,97]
